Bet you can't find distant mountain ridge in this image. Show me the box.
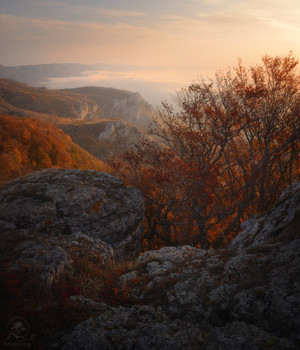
[0,78,157,130]
[0,64,158,130]
[0,78,159,162]
[0,63,95,86]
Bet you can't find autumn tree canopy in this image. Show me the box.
[0,114,110,184]
[114,53,300,250]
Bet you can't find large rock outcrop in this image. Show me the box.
[59,182,300,350]
[0,169,145,285]
[0,169,144,247]
[72,100,100,120]
[230,181,300,252]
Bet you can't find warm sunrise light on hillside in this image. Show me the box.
[0,1,299,348]
[1,0,299,104]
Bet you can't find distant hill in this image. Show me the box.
[0,78,157,130]
[64,86,157,130]
[0,78,159,162]
[0,63,95,87]
[0,79,101,122]
[0,114,110,184]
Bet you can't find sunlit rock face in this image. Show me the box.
[0,78,158,130]
[64,86,158,130]
[111,92,156,130]
[98,120,136,142]
[60,181,299,350]
[60,118,160,162]
[72,100,99,120]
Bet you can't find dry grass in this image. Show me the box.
[0,244,144,348]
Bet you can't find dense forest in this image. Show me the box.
[112,53,300,250]
[0,114,109,184]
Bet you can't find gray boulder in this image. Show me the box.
[61,305,205,350]
[5,232,114,286]
[0,169,145,285]
[230,181,300,252]
[0,169,144,250]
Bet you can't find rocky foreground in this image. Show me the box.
[0,169,144,264]
[0,170,299,349]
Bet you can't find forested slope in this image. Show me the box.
[0,114,110,184]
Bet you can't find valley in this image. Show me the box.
[0,77,159,167]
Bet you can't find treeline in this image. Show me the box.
[0,114,109,184]
[112,53,300,250]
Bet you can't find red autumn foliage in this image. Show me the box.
[0,114,110,184]
[112,53,300,250]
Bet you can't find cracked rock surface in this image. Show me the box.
[59,182,299,350]
[0,169,145,285]
[0,169,144,249]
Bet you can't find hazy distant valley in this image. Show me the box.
[0,74,159,170]
[0,63,96,87]
[0,63,169,106]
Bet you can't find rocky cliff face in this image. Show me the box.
[60,119,159,161]
[110,92,156,130]
[0,79,101,121]
[230,181,300,252]
[58,182,300,350]
[98,120,135,141]
[64,86,157,131]
[72,100,100,120]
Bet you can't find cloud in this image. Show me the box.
[0,0,299,104]
[0,14,156,49]
[83,7,145,18]
[44,68,189,105]
[195,0,300,32]
[27,0,146,18]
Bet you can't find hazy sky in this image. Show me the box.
[1,0,299,104]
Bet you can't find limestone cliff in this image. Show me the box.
[64,86,157,131]
[60,119,160,161]
[0,79,157,130]
[72,100,100,120]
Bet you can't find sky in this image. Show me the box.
[0,0,300,105]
